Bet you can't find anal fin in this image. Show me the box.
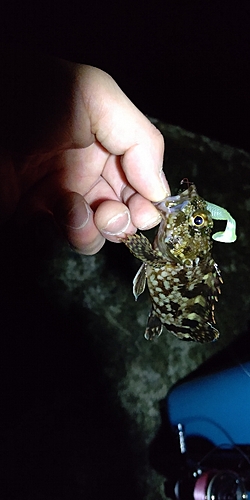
[144,310,163,340]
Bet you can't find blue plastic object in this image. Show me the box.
[166,362,250,446]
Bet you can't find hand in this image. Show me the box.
[0,51,170,254]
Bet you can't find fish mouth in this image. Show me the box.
[154,181,198,214]
[154,197,189,215]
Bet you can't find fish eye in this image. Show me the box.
[191,213,206,227]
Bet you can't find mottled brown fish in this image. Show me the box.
[124,180,224,343]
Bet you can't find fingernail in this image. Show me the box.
[138,213,162,230]
[101,210,130,236]
[69,234,105,255]
[58,199,90,230]
[159,170,170,199]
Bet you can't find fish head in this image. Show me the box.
[154,183,214,265]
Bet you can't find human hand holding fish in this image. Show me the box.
[0,52,169,254]
[0,51,238,344]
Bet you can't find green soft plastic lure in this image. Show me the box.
[124,179,236,343]
[205,201,236,243]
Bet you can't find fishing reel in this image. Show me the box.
[164,424,250,500]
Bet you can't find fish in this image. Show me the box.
[124,179,226,343]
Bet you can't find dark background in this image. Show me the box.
[1,0,250,151]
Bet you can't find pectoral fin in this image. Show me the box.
[133,263,147,300]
